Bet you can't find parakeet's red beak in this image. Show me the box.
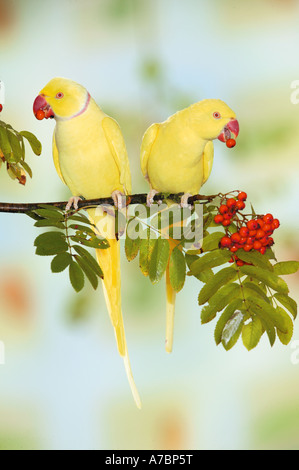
[218,119,239,143]
[33,94,55,120]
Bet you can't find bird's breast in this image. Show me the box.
[54,112,121,199]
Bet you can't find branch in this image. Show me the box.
[0,193,218,214]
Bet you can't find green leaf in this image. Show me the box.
[75,255,99,290]
[201,231,224,252]
[34,231,68,256]
[149,237,170,284]
[125,233,141,261]
[247,296,288,334]
[34,208,65,220]
[71,235,109,249]
[73,245,103,278]
[236,249,274,271]
[242,316,263,351]
[239,265,289,294]
[247,300,276,346]
[274,293,297,319]
[139,234,157,277]
[200,282,241,324]
[20,131,42,155]
[7,129,23,162]
[273,261,299,275]
[69,261,85,292]
[275,307,294,345]
[20,160,33,178]
[0,126,11,157]
[69,224,94,235]
[34,219,65,230]
[242,282,270,303]
[214,298,243,345]
[169,247,186,292]
[198,266,238,305]
[189,249,231,275]
[51,252,72,273]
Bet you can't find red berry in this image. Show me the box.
[236,200,245,210]
[259,247,266,255]
[214,214,224,224]
[239,227,249,238]
[226,138,236,148]
[35,109,45,120]
[230,245,238,253]
[0,104,2,112]
[231,233,241,243]
[253,241,262,250]
[236,260,244,266]
[222,219,231,227]
[263,224,273,234]
[244,244,252,252]
[227,198,237,209]
[247,237,255,245]
[272,219,280,229]
[249,230,257,237]
[238,192,247,201]
[220,236,232,248]
[247,220,259,231]
[267,237,274,246]
[260,236,269,246]
[256,218,265,229]
[219,204,228,214]
[239,237,247,245]
[223,213,232,220]
[263,213,273,224]
[256,229,265,239]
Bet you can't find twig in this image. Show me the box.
[0,193,218,214]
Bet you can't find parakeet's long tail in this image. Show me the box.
[89,209,141,409]
[95,240,141,409]
[165,264,176,353]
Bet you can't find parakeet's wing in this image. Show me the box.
[202,140,214,184]
[102,117,132,195]
[140,123,160,180]
[52,132,66,185]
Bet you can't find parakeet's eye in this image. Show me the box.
[213,112,221,119]
[56,92,64,99]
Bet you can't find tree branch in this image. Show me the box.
[0,193,218,214]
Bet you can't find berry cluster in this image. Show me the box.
[214,191,280,266]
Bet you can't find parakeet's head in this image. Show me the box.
[33,77,90,120]
[191,99,239,147]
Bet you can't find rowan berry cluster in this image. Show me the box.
[214,191,280,266]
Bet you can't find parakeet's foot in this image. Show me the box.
[180,193,193,209]
[66,196,82,211]
[146,189,162,207]
[112,190,126,210]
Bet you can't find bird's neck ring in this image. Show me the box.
[55,92,91,122]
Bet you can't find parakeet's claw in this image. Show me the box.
[66,196,82,211]
[146,189,162,207]
[112,190,126,210]
[180,193,193,209]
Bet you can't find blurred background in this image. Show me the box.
[0,0,299,450]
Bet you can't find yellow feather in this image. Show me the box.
[40,78,140,408]
[141,99,237,352]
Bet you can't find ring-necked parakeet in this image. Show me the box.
[140,99,239,353]
[33,77,141,408]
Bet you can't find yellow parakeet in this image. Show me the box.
[33,77,141,408]
[140,99,239,353]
